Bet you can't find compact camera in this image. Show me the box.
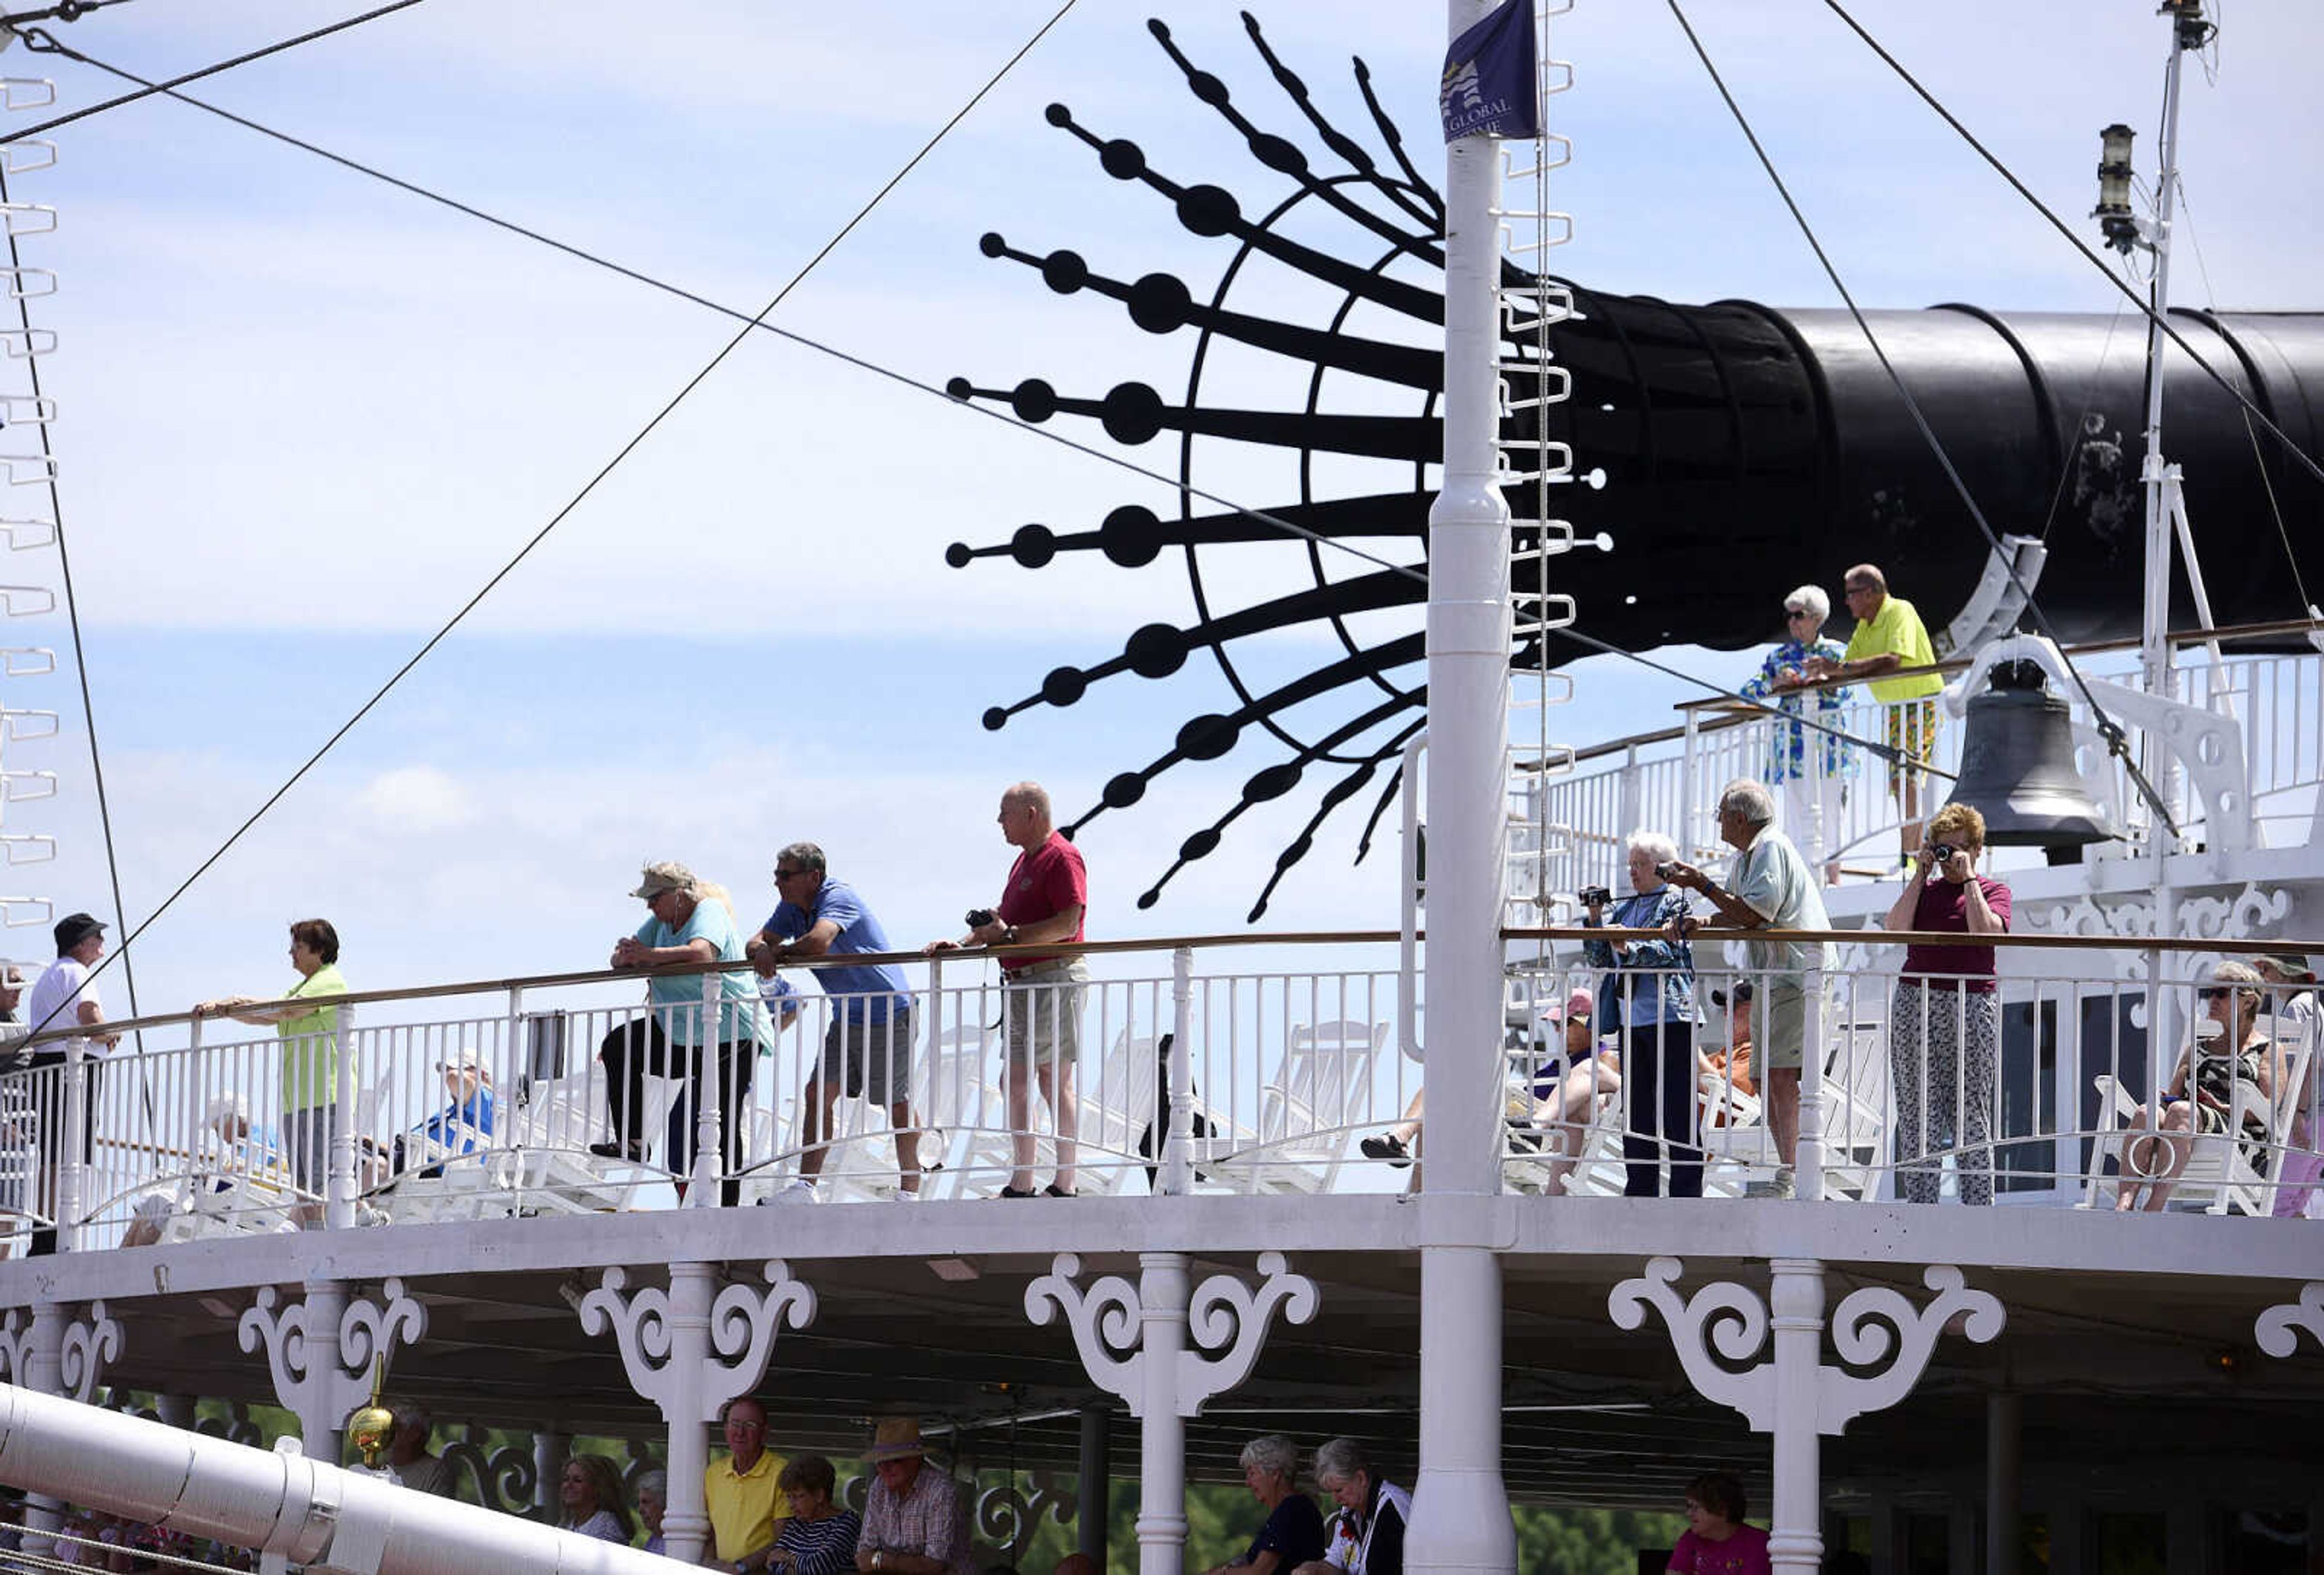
[1578,886,1612,907]
[1655,861,1682,881]
[1925,844,1958,867]
[965,907,999,930]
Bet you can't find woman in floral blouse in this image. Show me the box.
[1737,584,1854,880]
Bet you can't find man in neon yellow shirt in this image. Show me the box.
[1806,563,1942,860]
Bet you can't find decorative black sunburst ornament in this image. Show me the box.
[946,12,2324,920]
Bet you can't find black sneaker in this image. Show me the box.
[1360,1132,1413,1167]
[588,1139,645,1162]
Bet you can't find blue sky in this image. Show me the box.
[0,0,2315,1019]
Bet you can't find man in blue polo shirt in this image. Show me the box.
[749,842,919,1202]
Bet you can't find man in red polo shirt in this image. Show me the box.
[927,781,1089,1198]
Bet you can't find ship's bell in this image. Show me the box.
[1943,659,2114,853]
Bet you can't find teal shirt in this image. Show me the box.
[634,900,767,1048]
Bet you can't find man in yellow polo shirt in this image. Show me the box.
[707,1396,789,1573]
[1807,563,1943,860]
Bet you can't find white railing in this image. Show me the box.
[1535,642,2324,899]
[1500,955,2320,1215]
[2,931,2317,1252]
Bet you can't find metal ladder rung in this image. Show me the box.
[1,80,58,113]
[0,835,54,865]
[1,140,55,176]
[0,896,53,928]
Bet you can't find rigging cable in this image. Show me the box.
[1663,0,2173,832]
[1814,0,2324,497]
[16,21,1930,778]
[17,0,1095,1038]
[2174,180,2311,614]
[14,22,1425,590]
[0,156,155,1121]
[0,12,1989,1039]
[0,0,427,145]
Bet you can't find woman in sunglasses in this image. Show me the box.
[2115,960,2286,1211]
[1737,584,1854,884]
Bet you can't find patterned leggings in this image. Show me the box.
[1888,981,1999,1205]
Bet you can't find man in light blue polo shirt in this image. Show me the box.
[748,841,919,1202]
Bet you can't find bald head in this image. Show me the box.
[999,782,1055,850]
[1840,564,1888,619]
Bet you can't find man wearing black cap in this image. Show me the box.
[22,912,120,1255]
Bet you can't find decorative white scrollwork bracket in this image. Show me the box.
[1607,1257,2004,1436]
[576,1260,815,1568]
[576,1259,815,1424]
[237,1277,427,1450]
[1605,1258,1776,1427]
[1822,1266,2006,1430]
[1024,1251,1318,1418]
[2255,1283,2324,1357]
[1612,1258,2003,1575]
[1026,1251,1318,1575]
[0,1308,34,1388]
[0,1301,117,1402]
[58,1300,119,1402]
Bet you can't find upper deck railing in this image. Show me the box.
[0,924,2316,1252]
[1517,620,2324,902]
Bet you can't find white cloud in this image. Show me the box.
[352,764,476,832]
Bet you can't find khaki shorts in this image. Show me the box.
[1003,957,1089,1071]
[1758,983,1809,1071]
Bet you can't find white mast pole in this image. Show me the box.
[2139,2,2197,1091]
[1407,1,1516,1572]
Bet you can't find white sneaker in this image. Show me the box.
[1771,1165,1797,1200]
[896,1188,922,1203]
[769,1180,819,1205]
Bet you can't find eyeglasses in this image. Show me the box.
[1843,583,1876,596]
[773,868,805,882]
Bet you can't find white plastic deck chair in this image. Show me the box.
[1203,1018,1387,1194]
[2164,1011,2314,1215]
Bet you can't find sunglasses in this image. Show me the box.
[2198,986,2238,1002]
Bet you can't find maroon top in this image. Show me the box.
[1900,875,2011,990]
[996,831,1088,973]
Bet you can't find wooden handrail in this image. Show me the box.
[1553,615,2324,766]
[10,924,2316,1056]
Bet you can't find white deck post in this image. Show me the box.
[1134,1251,1190,1575]
[56,1041,86,1251]
[663,1261,714,1559]
[297,1278,347,1461]
[696,975,723,1205]
[1409,4,1517,1573]
[1161,947,1195,1196]
[327,1004,356,1231]
[1797,957,1827,1202]
[1767,1257,1827,1575]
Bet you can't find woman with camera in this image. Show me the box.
[1581,831,1702,1197]
[2114,959,2287,1212]
[1882,802,2011,1204]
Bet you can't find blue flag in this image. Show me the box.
[1440,0,1540,142]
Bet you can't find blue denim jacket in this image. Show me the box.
[1582,885,1696,1028]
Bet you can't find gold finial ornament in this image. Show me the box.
[346,1356,396,1470]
